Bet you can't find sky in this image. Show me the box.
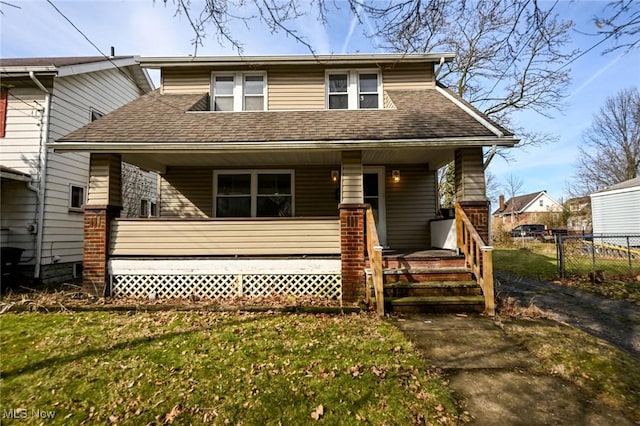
[1,0,639,204]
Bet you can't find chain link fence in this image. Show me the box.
[556,234,640,278]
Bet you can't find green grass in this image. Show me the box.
[501,319,640,422]
[493,244,559,281]
[494,242,640,303]
[0,311,458,425]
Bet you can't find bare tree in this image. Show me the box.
[504,174,524,225]
[593,0,640,53]
[570,87,640,196]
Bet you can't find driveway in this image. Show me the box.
[495,271,640,360]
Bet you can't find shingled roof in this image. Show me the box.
[58,88,514,145]
[493,191,546,215]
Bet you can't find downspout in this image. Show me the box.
[29,71,51,280]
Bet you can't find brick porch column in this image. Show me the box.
[339,204,366,303]
[83,205,121,296]
[82,153,122,296]
[458,201,490,244]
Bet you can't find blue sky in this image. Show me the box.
[1,0,639,203]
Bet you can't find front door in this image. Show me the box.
[363,167,387,247]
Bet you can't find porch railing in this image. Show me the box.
[454,203,495,316]
[109,217,340,257]
[365,206,384,316]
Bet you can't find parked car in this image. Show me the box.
[510,224,546,238]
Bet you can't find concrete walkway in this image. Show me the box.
[392,315,634,425]
[496,272,640,360]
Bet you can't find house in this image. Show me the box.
[591,177,640,235]
[0,56,153,286]
[492,190,563,234]
[50,53,518,314]
[565,196,592,234]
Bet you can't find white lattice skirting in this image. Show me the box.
[109,259,342,300]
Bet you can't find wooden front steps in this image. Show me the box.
[366,250,486,314]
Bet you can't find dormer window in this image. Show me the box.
[211,72,266,111]
[326,70,381,110]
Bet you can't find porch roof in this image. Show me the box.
[53,88,516,151]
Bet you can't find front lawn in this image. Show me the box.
[493,243,640,303]
[0,311,458,425]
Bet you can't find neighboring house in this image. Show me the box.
[590,177,640,235]
[492,190,563,233]
[565,196,592,234]
[51,53,518,313]
[0,56,153,285]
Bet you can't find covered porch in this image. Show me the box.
[73,144,494,312]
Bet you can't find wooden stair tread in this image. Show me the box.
[365,267,470,275]
[383,281,478,289]
[390,295,485,305]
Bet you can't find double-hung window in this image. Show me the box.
[326,70,381,110]
[214,171,293,217]
[212,72,266,111]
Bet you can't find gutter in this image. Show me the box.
[50,136,519,153]
[29,71,51,280]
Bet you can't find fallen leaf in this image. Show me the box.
[311,405,324,421]
[164,404,182,424]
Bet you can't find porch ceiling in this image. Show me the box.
[121,147,454,172]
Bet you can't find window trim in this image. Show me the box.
[213,169,295,217]
[68,184,86,212]
[0,87,7,138]
[211,72,267,112]
[325,69,382,110]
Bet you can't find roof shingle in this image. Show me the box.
[59,89,515,144]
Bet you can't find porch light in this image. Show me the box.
[331,170,339,183]
[392,170,400,183]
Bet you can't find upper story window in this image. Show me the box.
[326,70,381,110]
[212,72,266,111]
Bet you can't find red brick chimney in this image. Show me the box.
[499,194,505,211]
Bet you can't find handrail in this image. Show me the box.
[365,206,384,316]
[454,203,495,316]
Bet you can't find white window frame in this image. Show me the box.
[211,72,267,112]
[213,170,295,217]
[325,69,382,110]
[69,184,86,211]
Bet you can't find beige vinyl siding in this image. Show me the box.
[0,87,47,264]
[162,67,211,94]
[0,181,38,264]
[161,165,340,218]
[159,62,435,108]
[160,166,212,217]
[1,88,46,174]
[454,148,487,202]
[87,154,123,206]
[109,218,340,256]
[295,166,340,216]
[382,63,434,90]
[385,164,437,249]
[268,67,325,110]
[341,151,363,204]
[42,68,142,265]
